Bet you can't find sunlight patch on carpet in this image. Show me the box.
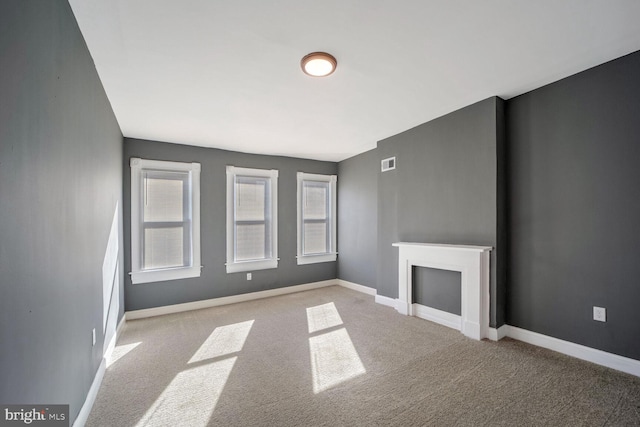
[136,357,237,427]
[189,320,254,364]
[309,328,366,393]
[107,342,141,368]
[306,302,343,333]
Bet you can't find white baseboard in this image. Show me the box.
[413,304,461,331]
[104,315,127,362]
[127,279,338,320]
[78,281,351,422]
[374,294,397,308]
[343,280,640,378]
[72,313,127,427]
[506,325,640,378]
[123,278,640,379]
[350,280,397,309]
[73,357,106,427]
[336,279,376,296]
[127,279,383,320]
[487,324,509,341]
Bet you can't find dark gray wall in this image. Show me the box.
[376,140,399,302]
[0,1,123,424]
[123,138,338,311]
[507,50,640,360]
[337,149,378,289]
[496,98,508,327]
[414,267,462,315]
[376,97,504,327]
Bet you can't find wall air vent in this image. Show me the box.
[381,157,396,172]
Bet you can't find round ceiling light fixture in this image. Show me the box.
[301,52,337,77]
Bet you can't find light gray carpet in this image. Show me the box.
[87,286,640,426]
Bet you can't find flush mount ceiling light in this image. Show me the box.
[301,52,337,77]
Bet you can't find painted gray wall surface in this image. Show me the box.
[495,98,507,327]
[123,138,338,311]
[337,149,378,289]
[507,51,640,360]
[0,1,123,423]
[376,97,502,327]
[376,141,399,302]
[413,267,462,315]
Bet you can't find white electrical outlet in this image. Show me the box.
[247,273,252,280]
[593,306,606,322]
[92,328,96,346]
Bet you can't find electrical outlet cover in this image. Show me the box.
[593,306,606,322]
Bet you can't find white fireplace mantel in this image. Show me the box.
[393,242,492,340]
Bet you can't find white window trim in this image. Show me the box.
[226,166,279,274]
[130,158,201,284]
[296,172,337,265]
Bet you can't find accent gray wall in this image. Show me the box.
[496,98,507,327]
[0,1,123,423]
[507,50,640,360]
[376,97,504,327]
[123,138,338,311]
[337,149,378,289]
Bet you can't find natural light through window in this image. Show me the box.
[130,158,201,284]
[296,172,337,265]
[188,320,254,364]
[306,302,343,334]
[135,357,237,427]
[135,319,255,425]
[309,328,366,393]
[226,166,279,273]
[106,342,141,368]
[306,302,365,393]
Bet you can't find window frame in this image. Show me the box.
[130,158,201,284]
[296,172,337,265]
[226,166,279,273]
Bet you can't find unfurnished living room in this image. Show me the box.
[2,1,640,426]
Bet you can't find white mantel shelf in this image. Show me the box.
[392,242,492,252]
[393,242,492,340]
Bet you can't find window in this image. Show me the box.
[226,166,278,273]
[130,158,201,284]
[297,172,337,265]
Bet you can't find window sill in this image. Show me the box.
[226,259,278,274]
[131,266,201,284]
[296,253,337,265]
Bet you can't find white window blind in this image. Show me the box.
[235,176,272,261]
[226,166,278,273]
[142,170,190,270]
[297,172,337,265]
[130,158,201,284]
[302,180,330,255]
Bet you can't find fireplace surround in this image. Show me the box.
[393,242,492,340]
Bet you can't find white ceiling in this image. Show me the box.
[69,0,640,162]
